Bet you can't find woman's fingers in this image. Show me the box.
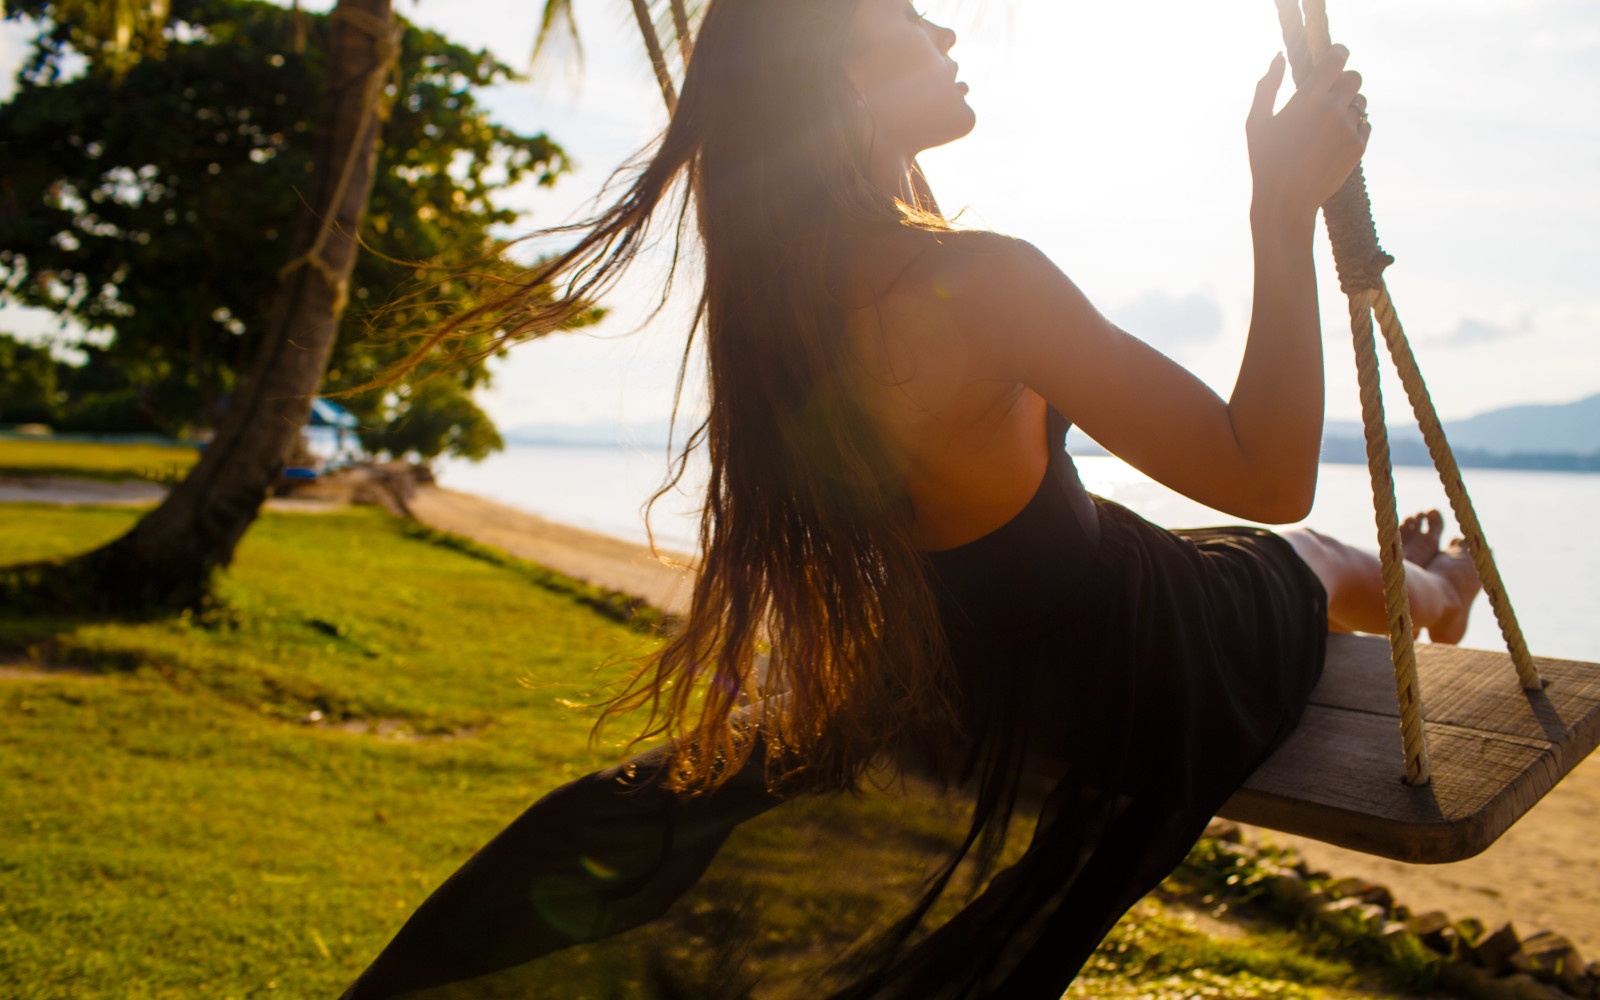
[1307,43,1351,92]
[1246,43,1372,216]
[1249,52,1287,130]
[1329,70,1363,110]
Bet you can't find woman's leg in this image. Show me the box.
[1283,510,1482,644]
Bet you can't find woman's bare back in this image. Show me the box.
[846,228,1052,551]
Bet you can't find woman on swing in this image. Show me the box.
[344,0,1482,996]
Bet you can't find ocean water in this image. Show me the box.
[438,444,1600,663]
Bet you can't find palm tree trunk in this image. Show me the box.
[80,0,398,610]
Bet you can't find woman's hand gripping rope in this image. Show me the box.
[1247,44,1371,223]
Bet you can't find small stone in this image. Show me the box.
[1435,926,1471,962]
[1332,876,1369,899]
[1519,931,1584,991]
[1356,902,1389,930]
[1458,917,1488,942]
[1409,910,1453,937]
[1475,923,1524,976]
[1319,897,1386,934]
[1203,819,1243,843]
[1266,874,1310,907]
[1504,972,1562,1000]
[1360,883,1396,910]
[1380,925,1427,963]
[1438,962,1511,1000]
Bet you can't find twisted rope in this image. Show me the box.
[1274,0,1544,786]
[1370,286,1542,689]
[1274,0,1432,785]
[1348,289,1432,783]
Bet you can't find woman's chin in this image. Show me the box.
[944,105,978,145]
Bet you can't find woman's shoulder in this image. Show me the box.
[900,229,1063,305]
[851,228,1057,311]
[907,227,1046,270]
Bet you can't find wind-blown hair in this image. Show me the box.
[401,0,959,795]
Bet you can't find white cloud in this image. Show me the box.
[1109,291,1224,356]
[1431,315,1531,348]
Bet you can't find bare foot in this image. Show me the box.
[1401,509,1444,567]
[1427,538,1482,645]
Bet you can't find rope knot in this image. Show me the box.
[1324,167,1394,295]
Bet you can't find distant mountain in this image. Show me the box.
[502,418,679,449]
[1321,391,1600,472]
[1443,392,1600,454]
[1324,391,1600,455]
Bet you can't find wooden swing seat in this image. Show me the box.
[1220,634,1600,863]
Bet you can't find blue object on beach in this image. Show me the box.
[309,397,359,429]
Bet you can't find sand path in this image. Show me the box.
[0,475,343,512]
[6,476,1597,955]
[407,485,695,616]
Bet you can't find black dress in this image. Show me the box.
[340,409,1328,1000]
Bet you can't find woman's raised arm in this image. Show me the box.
[949,47,1368,524]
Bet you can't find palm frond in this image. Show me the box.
[529,0,582,72]
[528,0,705,110]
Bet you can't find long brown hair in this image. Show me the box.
[401,0,958,794]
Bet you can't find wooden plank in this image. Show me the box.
[1220,635,1600,863]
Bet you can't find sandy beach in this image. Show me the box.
[8,476,1598,958]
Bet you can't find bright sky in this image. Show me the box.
[3,0,1597,433]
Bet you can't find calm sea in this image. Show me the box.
[438,445,1600,663]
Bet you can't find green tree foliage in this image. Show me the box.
[0,0,579,460]
[5,0,172,80]
[0,331,59,423]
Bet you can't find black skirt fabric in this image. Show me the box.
[340,418,1328,1000]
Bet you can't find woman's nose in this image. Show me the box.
[928,19,957,53]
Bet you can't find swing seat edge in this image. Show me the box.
[1219,633,1600,863]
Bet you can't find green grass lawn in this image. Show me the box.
[0,503,1431,999]
[0,439,199,483]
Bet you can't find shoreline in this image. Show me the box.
[406,484,695,618]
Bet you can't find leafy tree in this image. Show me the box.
[7,0,173,80]
[0,0,591,610]
[1,0,574,458]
